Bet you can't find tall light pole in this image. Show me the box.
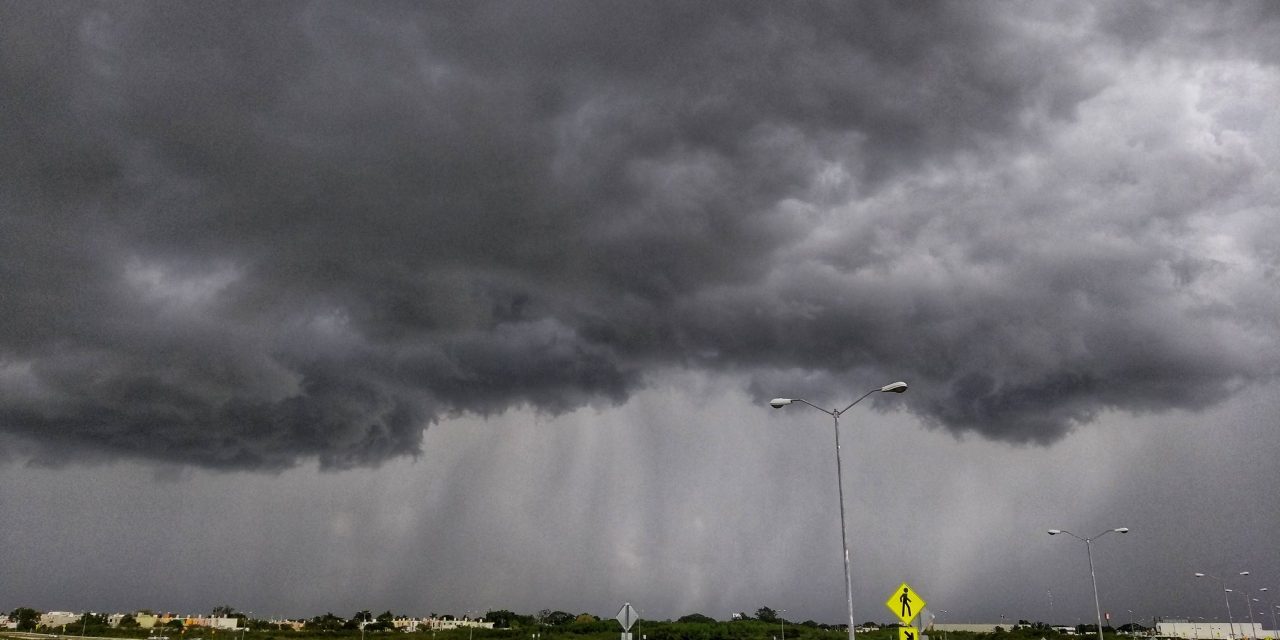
[1250,601,1264,638]
[1195,573,1239,640]
[1048,527,1130,640]
[770,380,909,640]
[1259,590,1279,638]
[1237,573,1257,640]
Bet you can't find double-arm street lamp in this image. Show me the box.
[1235,572,1258,640]
[1047,527,1130,640]
[770,381,909,640]
[1257,588,1279,638]
[1194,573,1241,640]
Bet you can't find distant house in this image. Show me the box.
[41,612,81,629]
[271,619,306,631]
[424,617,495,631]
[183,616,240,630]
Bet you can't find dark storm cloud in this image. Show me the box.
[2,1,1279,468]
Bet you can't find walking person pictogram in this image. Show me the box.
[885,581,927,626]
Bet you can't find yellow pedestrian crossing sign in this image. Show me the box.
[899,627,920,640]
[885,582,926,625]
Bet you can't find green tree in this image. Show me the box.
[120,614,139,628]
[677,615,716,624]
[306,612,346,632]
[166,620,185,630]
[10,608,40,632]
[543,612,574,626]
[213,606,238,618]
[77,612,108,630]
[485,611,518,629]
[755,609,778,624]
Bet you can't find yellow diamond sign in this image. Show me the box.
[899,628,921,640]
[885,582,926,625]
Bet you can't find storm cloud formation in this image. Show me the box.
[3,2,1280,469]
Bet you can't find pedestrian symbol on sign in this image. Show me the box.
[884,582,927,626]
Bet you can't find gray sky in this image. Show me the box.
[2,0,1279,627]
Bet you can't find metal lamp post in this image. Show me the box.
[770,381,909,640]
[1258,590,1279,638]
[1237,573,1257,640]
[1195,573,1239,640]
[1047,527,1130,640]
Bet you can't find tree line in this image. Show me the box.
[5,606,1141,640]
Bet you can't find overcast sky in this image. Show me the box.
[3,0,1280,627]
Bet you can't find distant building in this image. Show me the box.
[424,617,494,631]
[41,612,81,629]
[1156,621,1267,639]
[933,624,1004,634]
[182,616,240,630]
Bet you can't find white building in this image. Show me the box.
[932,624,1005,633]
[1156,621,1269,639]
[40,612,81,629]
[392,617,419,632]
[424,617,495,631]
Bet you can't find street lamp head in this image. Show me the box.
[880,381,909,393]
[1114,527,1130,533]
[1240,571,1251,576]
[1048,529,1062,535]
[1195,573,1207,578]
[769,398,793,409]
[1260,588,1269,592]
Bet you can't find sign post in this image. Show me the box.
[616,603,638,640]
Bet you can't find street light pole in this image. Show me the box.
[770,381,909,640]
[1237,573,1257,640]
[1258,589,1278,638]
[1195,573,1239,640]
[1048,527,1130,640]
